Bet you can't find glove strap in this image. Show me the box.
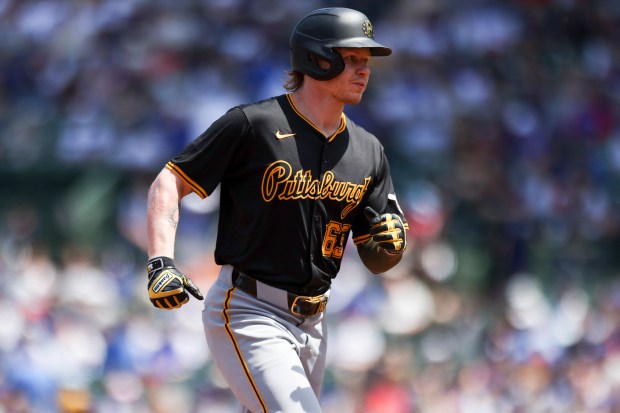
[147,256,175,278]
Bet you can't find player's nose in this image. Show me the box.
[357,64,370,77]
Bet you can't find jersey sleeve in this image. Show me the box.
[351,149,408,246]
[165,107,250,198]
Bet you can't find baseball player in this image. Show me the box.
[146,7,408,413]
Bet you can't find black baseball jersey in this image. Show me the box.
[167,94,407,296]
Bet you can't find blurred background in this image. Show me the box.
[2,0,620,412]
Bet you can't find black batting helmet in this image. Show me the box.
[290,7,392,81]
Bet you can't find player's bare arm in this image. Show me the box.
[146,167,192,258]
[146,167,203,310]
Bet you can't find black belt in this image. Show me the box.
[231,269,329,317]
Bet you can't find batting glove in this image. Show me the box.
[364,206,407,254]
[147,256,204,310]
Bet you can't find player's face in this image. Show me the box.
[321,48,372,105]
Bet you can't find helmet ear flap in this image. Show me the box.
[305,48,344,81]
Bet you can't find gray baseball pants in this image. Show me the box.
[202,265,327,413]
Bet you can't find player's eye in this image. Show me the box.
[344,56,370,66]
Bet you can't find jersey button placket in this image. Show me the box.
[310,143,328,266]
[321,140,329,166]
[313,213,321,261]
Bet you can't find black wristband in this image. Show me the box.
[147,256,175,277]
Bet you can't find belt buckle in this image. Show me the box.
[291,294,328,316]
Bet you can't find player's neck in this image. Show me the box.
[290,90,344,138]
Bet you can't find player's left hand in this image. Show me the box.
[364,206,407,254]
[147,256,204,310]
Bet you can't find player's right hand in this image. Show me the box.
[147,256,204,310]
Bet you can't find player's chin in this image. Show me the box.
[343,92,364,105]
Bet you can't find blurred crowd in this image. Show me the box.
[2,0,620,412]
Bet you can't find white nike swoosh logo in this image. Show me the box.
[275,130,296,140]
